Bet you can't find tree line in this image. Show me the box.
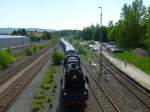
[29,31,51,41]
[11,29,52,41]
[108,0,150,51]
[60,0,150,52]
[12,28,27,36]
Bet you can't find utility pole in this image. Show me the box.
[99,6,103,75]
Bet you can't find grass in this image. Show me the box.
[34,91,45,99]
[72,41,94,61]
[116,51,150,75]
[40,66,60,89]
[32,91,45,112]
[32,65,60,111]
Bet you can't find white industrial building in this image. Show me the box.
[0,35,31,49]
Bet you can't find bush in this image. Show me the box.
[32,45,38,53]
[5,48,12,55]
[38,45,44,49]
[47,97,52,103]
[78,46,87,56]
[32,99,44,112]
[32,91,45,112]
[40,82,50,90]
[0,51,15,69]
[73,41,87,56]
[25,48,33,56]
[52,51,64,65]
[44,45,48,48]
[88,40,95,45]
[34,91,45,99]
[40,75,54,90]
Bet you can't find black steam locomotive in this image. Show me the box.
[60,39,89,108]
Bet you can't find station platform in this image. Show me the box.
[102,50,150,90]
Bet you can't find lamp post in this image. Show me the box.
[99,6,103,75]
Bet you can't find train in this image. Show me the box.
[60,38,89,108]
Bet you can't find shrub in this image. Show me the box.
[88,40,95,45]
[5,48,12,55]
[32,99,44,112]
[47,97,52,103]
[0,51,15,69]
[32,91,45,112]
[73,41,87,56]
[25,48,33,56]
[38,45,44,49]
[44,44,48,48]
[78,46,87,56]
[40,82,50,90]
[34,91,45,99]
[40,75,54,90]
[32,45,38,53]
[52,51,64,65]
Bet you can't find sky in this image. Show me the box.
[0,0,150,30]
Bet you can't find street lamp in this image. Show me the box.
[99,6,103,75]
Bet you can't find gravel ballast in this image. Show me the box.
[8,58,52,112]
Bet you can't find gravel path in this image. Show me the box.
[7,58,52,112]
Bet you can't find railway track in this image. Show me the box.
[0,48,48,86]
[101,56,150,108]
[92,52,150,110]
[82,64,121,112]
[0,44,57,112]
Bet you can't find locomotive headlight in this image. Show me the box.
[84,91,87,95]
[64,92,67,95]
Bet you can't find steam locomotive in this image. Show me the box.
[60,38,89,108]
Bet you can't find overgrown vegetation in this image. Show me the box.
[25,48,33,56]
[40,74,54,90]
[0,49,15,69]
[32,66,60,112]
[5,48,12,55]
[32,45,38,53]
[32,91,45,112]
[73,41,87,56]
[71,40,94,62]
[116,51,150,75]
[25,44,47,56]
[52,50,64,65]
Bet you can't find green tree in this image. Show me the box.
[81,24,108,42]
[144,10,150,52]
[21,29,27,36]
[41,31,51,40]
[52,51,64,65]
[12,31,17,35]
[108,0,146,49]
[11,28,27,36]
[0,51,15,69]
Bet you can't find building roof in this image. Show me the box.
[0,35,29,39]
[32,32,43,37]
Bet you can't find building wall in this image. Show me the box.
[0,36,31,49]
